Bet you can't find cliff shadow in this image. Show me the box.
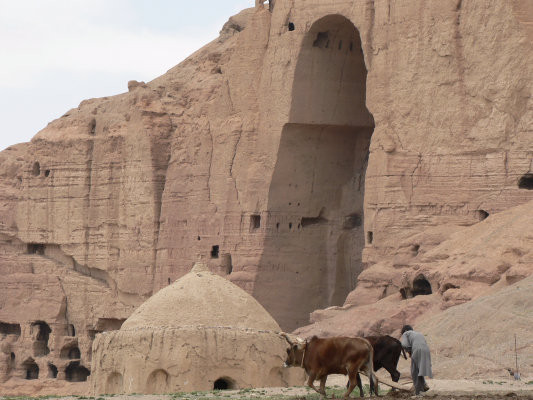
[254,14,375,331]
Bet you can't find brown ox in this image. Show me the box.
[283,335,379,398]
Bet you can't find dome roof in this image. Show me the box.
[121,262,281,331]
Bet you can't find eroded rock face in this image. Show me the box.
[0,0,532,394]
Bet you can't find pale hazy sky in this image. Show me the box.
[0,0,252,151]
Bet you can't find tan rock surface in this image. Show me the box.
[0,0,532,395]
[418,274,533,380]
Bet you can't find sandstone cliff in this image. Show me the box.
[0,0,532,394]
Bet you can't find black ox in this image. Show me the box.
[349,335,407,397]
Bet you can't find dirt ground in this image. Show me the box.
[2,376,532,400]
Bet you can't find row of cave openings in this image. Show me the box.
[246,210,363,233]
[31,162,50,178]
[23,359,90,382]
[194,196,512,271]
[191,210,365,279]
[0,321,90,382]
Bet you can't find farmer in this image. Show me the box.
[400,325,433,395]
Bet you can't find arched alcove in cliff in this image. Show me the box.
[146,369,169,394]
[31,321,51,357]
[106,372,124,394]
[256,14,374,330]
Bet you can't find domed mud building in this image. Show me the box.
[90,262,303,394]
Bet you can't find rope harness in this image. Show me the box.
[301,340,307,368]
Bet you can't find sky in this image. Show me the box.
[0,0,252,151]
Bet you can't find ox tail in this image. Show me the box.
[365,343,379,395]
[359,371,413,392]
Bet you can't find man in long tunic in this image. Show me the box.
[400,325,432,395]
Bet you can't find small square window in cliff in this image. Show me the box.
[27,243,45,255]
[89,119,96,135]
[288,22,295,31]
[518,173,533,189]
[0,322,21,336]
[32,162,40,176]
[211,245,219,259]
[44,170,50,177]
[250,214,261,230]
[367,231,373,245]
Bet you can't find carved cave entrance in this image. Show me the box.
[31,321,51,357]
[23,358,39,380]
[65,361,90,382]
[214,377,236,390]
[256,15,374,330]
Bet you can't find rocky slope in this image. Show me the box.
[294,200,533,378]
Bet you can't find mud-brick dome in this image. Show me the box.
[121,262,280,331]
[90,262,303,395]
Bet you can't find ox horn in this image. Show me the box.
[279,332,293,345]
[279,332,305,345]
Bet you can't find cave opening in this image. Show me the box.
[412,275,432,296]
[256,14,374,330]
[48,363,58,378]
[31,321,51,357]
[211,245,220,259]
[214,377,236,390]
[23,359,39,380]
[251,214,261,230]
[61,344,81,359]
[0,322,21,337]
[518,173,533,189]
[32,162,40,176]
[65,362,90,382]
[68,347,81,359]
[27,243,45,255]
[476,209,489,221]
